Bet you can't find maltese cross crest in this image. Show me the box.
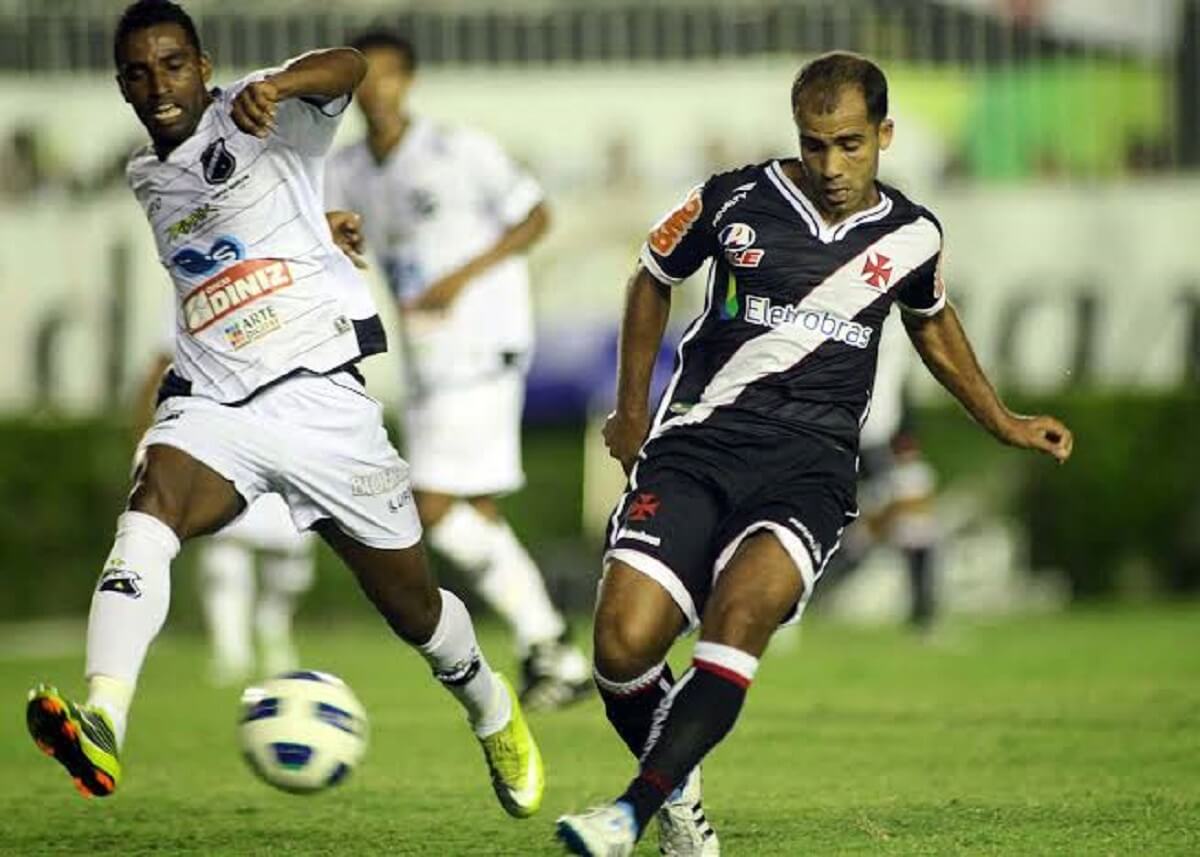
[862,253,893,288]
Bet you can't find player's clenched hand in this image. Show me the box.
[325,210,367,269]
[404,269,472,312]
[231,79,281,138]
[1000,414,1074,463]
[603,408,650,475]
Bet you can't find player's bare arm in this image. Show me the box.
[232,48,367,138]
[324,210,368,269]
[405,202,550,312]
[603,265,672,474]
[903,303,1074,462]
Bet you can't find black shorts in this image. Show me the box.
[604,426,859,629]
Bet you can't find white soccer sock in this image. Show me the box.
[256,552,313,675]
[85,511,179,747]
[199,539,255,682]
[428,502,565,654]
[417,588,511,737]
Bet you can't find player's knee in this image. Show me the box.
[128,469,187,534]
[702,595,781,652]
[593,618,666,682]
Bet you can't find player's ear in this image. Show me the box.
[116,73,131,104]
[200,52,213,86]
[877,118,894,151]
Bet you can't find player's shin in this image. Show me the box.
[417,588,510,736]
[85,511,180,746]
[595,661,676,758]
[619,642,757,835]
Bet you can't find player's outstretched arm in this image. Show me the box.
[404,203,550,312]
[903,303,1074,463]
[232,48,367,138]
[604,265,672,474]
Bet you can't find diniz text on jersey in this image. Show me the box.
[183,258,294,333]
[743,295,874,349]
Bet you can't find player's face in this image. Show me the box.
[794,85,893,219]
[356,47,413,128]
[116,23,212,154]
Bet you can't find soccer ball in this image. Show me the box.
[239,670,369,794]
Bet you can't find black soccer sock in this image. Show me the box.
[618,642,758,834]
[596,661,675,758]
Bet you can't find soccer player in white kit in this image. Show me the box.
[26,0,544,816]
[325,30,591,711]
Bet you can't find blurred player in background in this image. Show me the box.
[326,30,591,711]
[822,316,941,631]
[136,350,315,685]
[556,52,1073,855]
[26,0,543,818]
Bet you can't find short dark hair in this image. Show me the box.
[350,29,417,73]
[791,52,888,125]
[113,0,202,69]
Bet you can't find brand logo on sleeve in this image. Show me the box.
[648,187,703,256]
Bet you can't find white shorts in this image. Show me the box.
[403,369,525,496]
[142,370,421,550]
[216,492,315,555]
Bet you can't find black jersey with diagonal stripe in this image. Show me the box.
[639,159,945,453]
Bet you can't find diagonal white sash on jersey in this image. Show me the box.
[652,216,940,439]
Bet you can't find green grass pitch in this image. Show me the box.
[1,606,1197,855]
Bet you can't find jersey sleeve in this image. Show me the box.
[638,181,715,286]
[461,129,544,226]
[894,214,947,317]
[229,62,351,157]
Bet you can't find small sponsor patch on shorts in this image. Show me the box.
[616,528,662,547]
[350,465,407,497]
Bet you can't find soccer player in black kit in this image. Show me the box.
[556,53,1074,856]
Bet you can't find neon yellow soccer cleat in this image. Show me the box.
[26,683,121,798]
[478,675,544,818]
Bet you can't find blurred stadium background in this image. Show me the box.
[0,0,1197,627]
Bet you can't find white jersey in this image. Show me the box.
[127,65,386,404]
[326,117,542,383]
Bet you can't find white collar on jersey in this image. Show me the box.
[766,160,893,245]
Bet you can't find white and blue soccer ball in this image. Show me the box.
[239,670,369,794]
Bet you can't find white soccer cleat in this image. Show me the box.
[556,803,638,856]
[657,767,719,856]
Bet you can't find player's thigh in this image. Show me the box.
[700,533,806,658]
[598,459,725,678]
[277,372,422,552]
[593,560,688,681]
[131,443,244,539]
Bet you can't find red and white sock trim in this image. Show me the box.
[594,661,670,697]
[692,641,758,689]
